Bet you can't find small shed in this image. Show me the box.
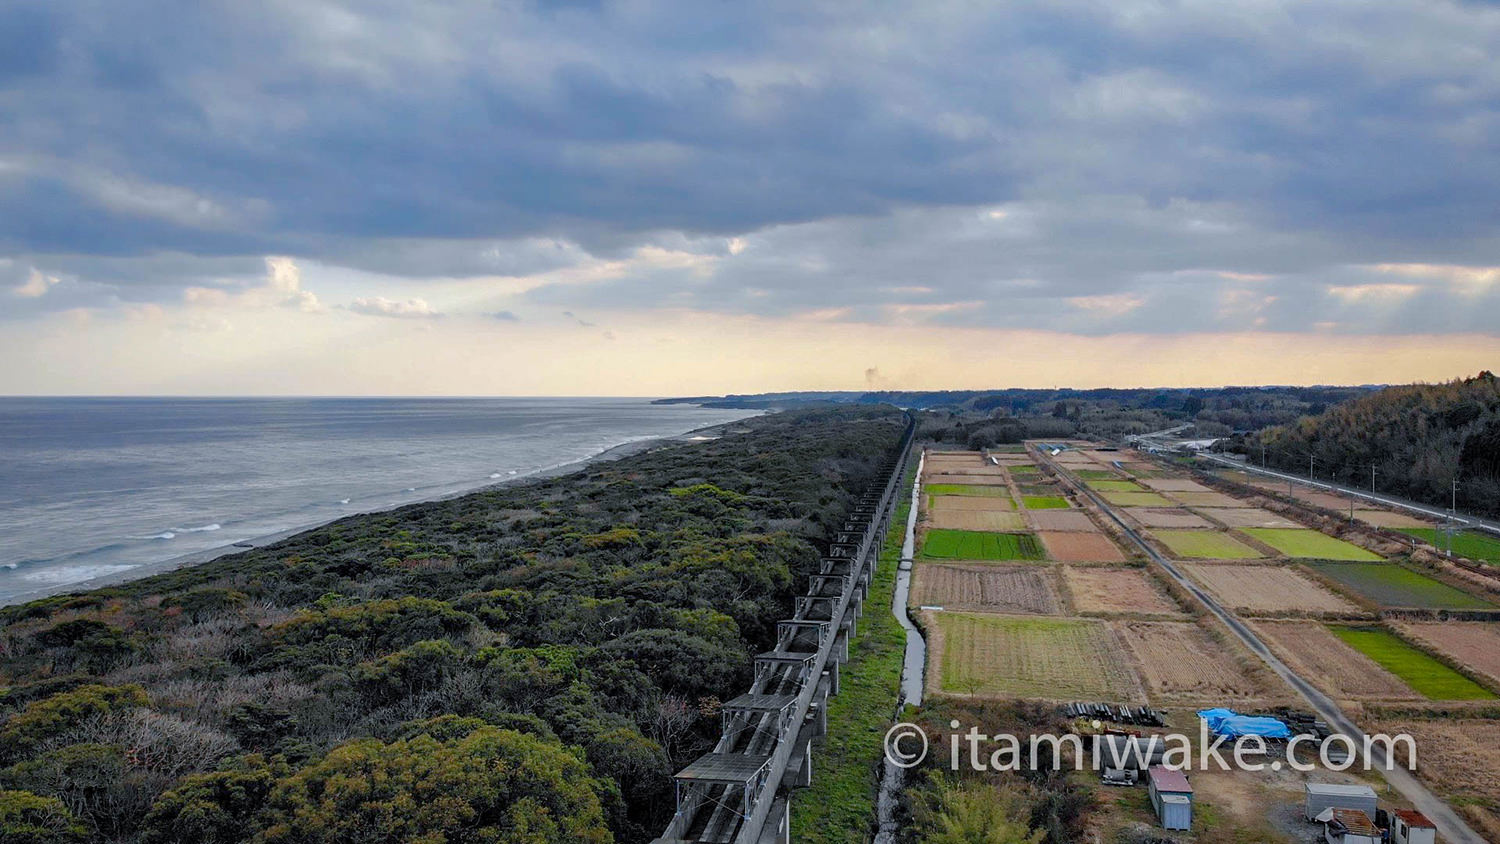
[1305,782,1377,821]
[1391,809,1437,844]
[1323,808,1380,844]
[1146,766,1193,831]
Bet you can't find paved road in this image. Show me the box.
[1037,449,1487,844]
[1198,452,1500,538]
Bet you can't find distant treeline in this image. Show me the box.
[1232,372,1500,518]
[0,407,907,844]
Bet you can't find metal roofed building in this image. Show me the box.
[1305,783,1378,821]
[1146,766,1193,831]
[1323,808,1380,844]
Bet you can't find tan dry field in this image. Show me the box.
[1396,622,1500,689]
[1290,490,1360,510]
[992,455,1036,465]
[929,509,1028,532]
[1114,620,1274,702]
[1027,509,1100,532]
[925,472,1010,486]
[1207,507,1303,529]
[910,564,1062,614]
[1252,621,1420,700]
[1140,478,1211,492]
[1354,509,1434,529]
[1183,564,1361,614]
[1063,567,1183,616]
[1054,451,1096,464]
[1127,508,1215,529]
[927,612,1146,701]
[1039,531,1127,562]
[930,494,1014,512]
[1169,490,1250,508]
[1373,718,1500,807]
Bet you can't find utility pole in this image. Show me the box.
[1370,464,1377,493]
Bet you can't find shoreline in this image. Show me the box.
[2,413,758,607]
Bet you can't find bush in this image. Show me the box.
[0,790,86,844]
[0,685,148,758]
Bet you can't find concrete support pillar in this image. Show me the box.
[796,737,813,787]
[827,658,841,695]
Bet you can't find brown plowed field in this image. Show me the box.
[929,612,1146,701]
[930,495,1014,512]
[1040,531,1126,562]
[1128,508,1215,529]
[1183,564,1360,614]
[1055,451,1096,464]
[1252,621,1420,700]
[1354,510,1434,529]
[910,564,1062,614]
[1209,508,1303,529]
[1141,478,1211,492]
[1028,510,1099,532]
[1290,490,1358,510]
[930,510,1027,531]
[1114,621,1272,701]
[925,472,1009,486]
[1170,491,1250,508]
[1063,567,1182,615]
[1397,622,1500,689]
[1371,719,1500,807]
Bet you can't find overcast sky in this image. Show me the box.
[3,0,1498,394]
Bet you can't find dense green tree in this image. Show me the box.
[0,789,86,844]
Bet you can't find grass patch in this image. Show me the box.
[925,483,1011,498]
[1022,496,1071,510]
[1152,530,1264,559]
[1007,464,1040,474]
[1307,561,1496,610]
[1330,626,1496,700]
[1241,528,1381,561]
[921,529,1047,560]
[1398,528,1500,564]
[791,458,914,842]
[1087,480,1147,492]
[1101,490,1174,507]
[1073,469,1120,480]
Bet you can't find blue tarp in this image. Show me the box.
[1196,708,1237,733]
[1196,708,1290,739]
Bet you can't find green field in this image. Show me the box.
[925,483,1012,498]
[1074,469,1120,480]
[1241,528,1382,561]
[1102,490,1174,507]
[1398,528,1500,564]
[1153,530,1264,559]
[1307,562,1496,609]
[1022,496,1071,510]
[1330,626,1496,700]
[1007,464,1041,475]
[921,529,1047,560]
[934,613,1143,699]
[1087,480,1147,492]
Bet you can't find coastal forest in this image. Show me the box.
[0,407,907,844]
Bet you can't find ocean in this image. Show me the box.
[0,397,755,605]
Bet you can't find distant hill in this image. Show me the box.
[1246,372,1500,517]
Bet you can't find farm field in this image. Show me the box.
[1352,509,1432,529]
[1073,469,1120,480]
[1329,626,1495,700]
[925,472,1008,486]
[1087,480,1147,492]
[1152,530,1265,559]
[1113,621,1272,702]
[1305,562,1496,609]
[1291,490,1360,511]
[925,483,1012,498]
[1397,623,1500,688]
[930,613,1145,700]
[1039,531,1126,562]
[1169,491,1248,508]
[1055,451,1095,464]
[929,509,1027,531]
[1252,621,1420,700]
[1101,490,1174,507]
[1063,567,1183,616]
[1128,508,1215,529]
[1005,463,1040,474]
[929,494,1013,512]
[1027,509,1098,531]
[920,529,1047,561]
[1183,564,1360,614]
[1022,495,1071,510]
[1374,718,1500,810]
[910,564,1062,614]
[1208,507,1302,529]
[1140,478,1211,492]
[1241,528,1382,561]
[1398,528,1500,564]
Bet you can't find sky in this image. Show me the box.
[2,0,1499,395]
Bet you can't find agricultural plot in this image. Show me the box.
[1290,490,1359,511]
[1128,508,1215,529]
[1114,621,1271,702]
[1168,491,1248,508]
[1398,528,1500,564]
[920,529,1047,561]
[1241,528,1382,561]
[1252,621,1421,700]
[1184,564,1359,614]
[1087,480,1148,492]
[931,613,1145,700]
[925,483,1012,498]
[1330,627,1495,700]
[1073,469,1121,480]
[930,494,1014,512]
[1397,623,1500,689]
[925,472,1009,486]
[929,509,1027,531]
[1101,490,1174,507]
[910,564,1062,614]
[1352,509,1431,529]
[1039,531,1127,562]
[1006,463,1041,474]
[1027,509,1099,532]
[1018,483,1064,496]
[1208,507,1302,529]
[1372,719,1500,808]
[1140,478,1211,492]
[1063,567,1183,616]
[1022,496,1071,510]
[1055,451,1096,464]
[1307,562,1497,610]
[1152,530,1265,559]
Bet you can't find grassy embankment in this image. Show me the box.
[789,455,916,843]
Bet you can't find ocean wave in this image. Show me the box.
[174,523,222,533]
[338,498,350,505]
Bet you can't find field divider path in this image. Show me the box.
[1036,447,1487,844]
